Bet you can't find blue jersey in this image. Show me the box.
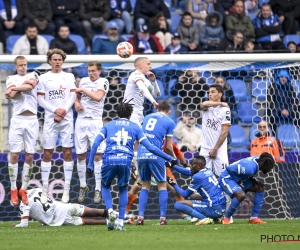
[224,156,259,183]
[138,112,175,157]
[188,168,226,207]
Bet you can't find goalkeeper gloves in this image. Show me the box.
[167,177,177,187]
[86,167,94,178]
[166,158,178,168]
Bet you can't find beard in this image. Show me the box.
[108,35,119,42]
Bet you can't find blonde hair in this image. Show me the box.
[47,48,67,62]
[14,56,27,65]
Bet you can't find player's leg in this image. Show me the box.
[82,206,108,218]
[60,120,75,203]
[81,218,107,225]
[77,152,89,202]
[245,179,266,224]
[8,152,20,206]
[126,182,141,213]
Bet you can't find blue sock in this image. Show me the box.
[101,185,112,210]
[225,197,240,218]
[138,189,149,217]
[251,192,264,217]
[118,187,128,220]
[159,190,168,218]
[174,202,206,219]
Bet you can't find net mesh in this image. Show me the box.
[0,60,300,221]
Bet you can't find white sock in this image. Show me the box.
[118,219,124,226]
[8,163,18,190]
[41,161,51,191]
[250,217,257,220]
[108,208,113,214]
[77,160,87,188]
[63,161,73,191]
[94,160,102,191]
[225,194,231,212]
[21,163,33,190]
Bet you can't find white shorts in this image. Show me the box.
[74,118,106,154]
[130,111,144,127]
[63,204,85,226]
[43,119,74,149]
[9,115,39,154]
[200,147,229,177]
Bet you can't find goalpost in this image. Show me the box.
[0,54,299,220]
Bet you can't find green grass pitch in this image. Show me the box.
[1,220,300,250]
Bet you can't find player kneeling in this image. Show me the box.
[168,156,226,225]
[13,183,110,227]
[219,153,275,224]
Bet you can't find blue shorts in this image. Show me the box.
[137,157,166,182]
[101,163,131,187]
[219,174,253,197]
[192,200,226,219]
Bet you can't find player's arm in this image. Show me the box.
[147,71,160,97]
[173,165,193,176]
[165,137,175,157]
[11,77,39,92]
[63,90,76,113]
[37,93,57,113]
[172,142,188,167]
[200,101,229,111]
[76,88,105,102]
[140,138,173,162]
[88,129,106,171]
[212,124,230,151]
[135,80,157,106]
[167,178,194,198]
[5,85,20,99]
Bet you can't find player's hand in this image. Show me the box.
[54,115,63,123]
[22,79,38,87]
[167,177,176,187]
[252,178,265,189]
[86,167,94,178]
[152,101,159,110]
[75,88,84,93]
[169,158,178,168]
[5,89,12,99]
[209,149,218,159]
[147,71,156,82]
[54,108,66,117]
[165,161,174,169]
[75,102,84,113]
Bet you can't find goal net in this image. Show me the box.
[0,54,299,221]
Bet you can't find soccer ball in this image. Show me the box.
[116,42,133,58]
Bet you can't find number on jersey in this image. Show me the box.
[208,176,218,186]
[145,118,157,131]
[111,128,132,145]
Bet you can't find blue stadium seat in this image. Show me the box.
[41,34,55,45]
[258,0,270,8]
[69,34,87,54]
[171,13,181,33]
[6,35,21,53]
[247,12,257,21]
[230,147,250,153]
[120,34,134,41]
[92,34,108,44]
[252,80,270,101]
[228,125,249,147]
[283,35,300,48]
[237,101,261,124]
[130,0,136,9]
[227,79,249,101]
[277,125,300,148]
[164,0,175,11]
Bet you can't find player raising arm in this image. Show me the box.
[5,56,39,206]
[87,100,176,231]
[167,156,226,225]
[219,153,275,224]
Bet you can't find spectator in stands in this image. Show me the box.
[92,21,124,54]
[49,25,78,54]
[134,0,171,30]
[177,12,200,52]
[287,41,298,53]
[128,24,164,54]
[23,0,55,35]
[12,23,49,55]
[215,76,238,124]
[244,0,258,14]
[51,0,83,36]
[214,0,234,19]
[186,0,208,32]
[244,39,261,52]
[253,3,286,52]
[250,120,285,162]
[174,116,203,152]
[175,70,209,111]
[79,0,111,45]
[200,11,224,51]
[269,0,300,35]
[165,32,188,53]
[225,0,255,40]
[174,111,191,138]
[0,0,23,50]
[217,30,245,52]
[109,0,133,34]
[148,12,172,49]
[267,69,300,135]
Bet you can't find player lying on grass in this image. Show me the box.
[13,183,110,227]
[167,155,226,225]
[219,152,275,224]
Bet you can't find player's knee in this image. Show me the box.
[234,191,246,202]
[43,151,52,162]
[63,150,72,161]
[25,153,33,163]
[10,153,19,164]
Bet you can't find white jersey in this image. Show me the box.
[123,70,153,112]
[77,77,109,119]
[201,106,231,151]
[6,72,39,116]
[37,71,76,121]
[19,188,69,226]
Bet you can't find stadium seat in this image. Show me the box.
[247,12,257,21]
[230,147,250,153]
[283,35,300,48]
[227,79,250,101]
[69,34,87,54]
[41,34,55,45]
[252,80,271,101]
[164,0,175,11]
[171,13,181,34]
[120,34,134,41]
[277,125,300,148]
[258,0,270,8]
[228,125,249,147]
[130,0,136,9]
[6,35,21,53]
[92,34,108,44]
[237,101,261,124]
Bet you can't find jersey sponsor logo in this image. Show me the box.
[214,209,224,215]
[112,145,129,152]
[137,155,158,160]
[144,133,155,138]
[49,85,66,100]
[226,116,230,121]
[206,119,219,131]
[116,120,129,126]
[108,155,128,159]
[226,111,230,114]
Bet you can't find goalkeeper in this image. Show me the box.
[219,152,275,224]
[167,156,226,225]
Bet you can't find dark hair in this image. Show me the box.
[287,41,297,47]
[58,25,70,31]
[158,101,171,112]
[261,3,271,9]
[193,155,206,166]
[258,152,275,174]
[26,23,38,30]
[182,11,192,18]
[209,84,224,95]
[116,99,134,119]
